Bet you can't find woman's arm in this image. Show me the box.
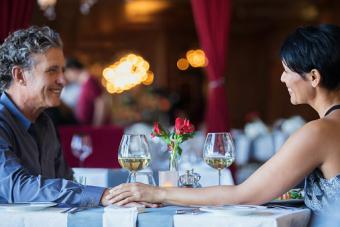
[107,121,324,206]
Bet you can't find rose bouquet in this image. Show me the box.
[151,117,195,171]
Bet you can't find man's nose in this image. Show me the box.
[57,72,66,86]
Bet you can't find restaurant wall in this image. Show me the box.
[31,0,340,128]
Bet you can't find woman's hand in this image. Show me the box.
[105,183,164,206]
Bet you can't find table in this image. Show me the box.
[0,205,311,227]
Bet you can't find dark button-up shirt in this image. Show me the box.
[0,92,105,206]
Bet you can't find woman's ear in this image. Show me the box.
[309,69,321,88]
[11,66,26,86]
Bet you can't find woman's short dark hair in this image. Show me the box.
[280,24,340,90]
[0,26,63,91]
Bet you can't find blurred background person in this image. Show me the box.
[69,58,112,126]
[61,58,83,112]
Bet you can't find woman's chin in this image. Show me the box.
[290,97,298,105]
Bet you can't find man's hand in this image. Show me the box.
[100,188,112,206]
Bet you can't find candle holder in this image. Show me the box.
[158,171,179,187]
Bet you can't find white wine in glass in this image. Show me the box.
[118,134,151,183]
[204,156,234,170]
[118,157,151,172]
[203,132,235,185]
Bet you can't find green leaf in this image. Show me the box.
[178,147,182,156]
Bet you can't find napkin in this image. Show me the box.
[103,203,145,227]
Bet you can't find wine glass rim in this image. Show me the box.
[206,132,232,135]
[122,134,147,136]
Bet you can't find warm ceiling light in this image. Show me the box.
[103,53,154,94]
[142,71,154,85]
[37,0,97,20]
[125,0,170,23]
[177,58,189,71]
[186,49,207,68]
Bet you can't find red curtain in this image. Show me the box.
[0,0,35,43]
[191,0,231,133]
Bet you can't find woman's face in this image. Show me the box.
[280,62,314,105]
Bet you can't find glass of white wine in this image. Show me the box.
[118,134,151,183]
[203,132,235,185]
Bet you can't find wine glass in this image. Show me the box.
[71,134,93,167]
[203,132,235,185]
[118,134,151,183]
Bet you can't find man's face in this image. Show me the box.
[23,48,66,108]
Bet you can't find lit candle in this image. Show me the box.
[159,171,179,187]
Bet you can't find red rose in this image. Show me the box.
[153,122,162,136]
[175,117,194,135]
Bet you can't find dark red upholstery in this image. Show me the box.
[59,125,124,168]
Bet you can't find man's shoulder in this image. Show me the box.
[0,103,13,125]
[0,104,16,141]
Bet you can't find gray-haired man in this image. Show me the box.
[0,26,111,206]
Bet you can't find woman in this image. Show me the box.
[106,24,340,213]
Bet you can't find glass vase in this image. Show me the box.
[169,148,179,171]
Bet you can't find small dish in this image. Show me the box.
[268,198,304,205]
[0,202,57,212]
[199,205,267,215]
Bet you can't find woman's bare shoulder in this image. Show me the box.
[285,118,338,156]
[300,118,339,136]
[295,118,337,136]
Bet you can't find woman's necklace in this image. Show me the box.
[324,104,340,117]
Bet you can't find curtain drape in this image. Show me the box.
[0,0,35,43]
[191,0,231,133]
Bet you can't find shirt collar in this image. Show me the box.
[0,92,32,130]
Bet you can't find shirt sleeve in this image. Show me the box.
[0,138,105,206]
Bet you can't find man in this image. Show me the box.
[0,26,110,206]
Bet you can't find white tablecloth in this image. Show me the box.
[0,205,310,227]
[174,208,311,227]
[0,208,68,227]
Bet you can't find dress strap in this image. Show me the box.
[324,104,340,117]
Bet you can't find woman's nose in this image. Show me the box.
[280,72,285,83]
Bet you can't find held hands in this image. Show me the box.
[102,183,164,207]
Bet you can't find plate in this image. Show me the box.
[199,205,268,215]
[268,199,304,205]
[0,202,57,212]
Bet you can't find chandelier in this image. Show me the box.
[37,0,97,20]
[102,54,154,94]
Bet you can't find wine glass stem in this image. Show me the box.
[131,171,137,183]
[79,159,84,168]
[218,169,221,186]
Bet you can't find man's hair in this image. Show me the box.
[0,26,63,91]
[280,24,340,90]
[65,57,84,70]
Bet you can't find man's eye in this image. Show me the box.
[47,69,58,73]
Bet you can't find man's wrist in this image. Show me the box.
[100,188,111,206]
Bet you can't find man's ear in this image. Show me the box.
[308,69,321,88]
[11,66,26,86]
